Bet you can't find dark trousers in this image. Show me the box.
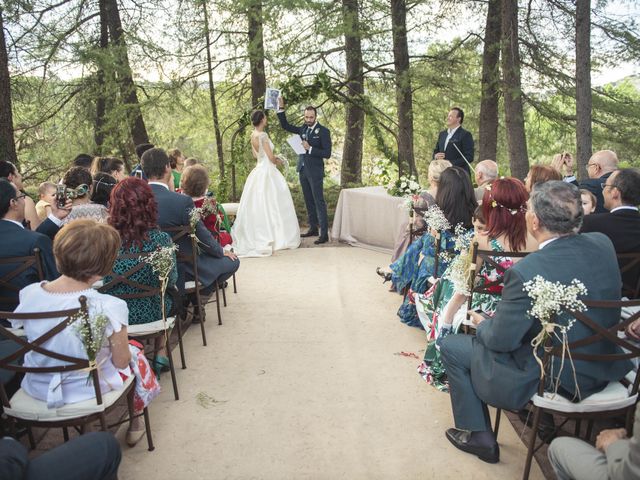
[200,257,240,296]
[299,166,328,234]
[0,432,121,480]
[440,334,492,432]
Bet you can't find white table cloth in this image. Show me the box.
[331,186,408,254]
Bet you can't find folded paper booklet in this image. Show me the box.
[264,88,280,110]
[287,135,306,155]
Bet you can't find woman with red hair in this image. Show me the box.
[105,177,178,374]
[417,177,537,391]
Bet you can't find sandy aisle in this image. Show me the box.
[119,246,543,479]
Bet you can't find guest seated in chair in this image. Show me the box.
[141,148,239,297]
[439,181,632,464]
[90,172,117,208]
[11,220,146,444]
[180,165,233,247]
[390,166,477,328]
[106,177,178,375]
[60,167,109,225]
[0,161,41,230]
[523,164,562,193]
[580,168,640,297]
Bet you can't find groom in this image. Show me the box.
[277,97,332,244]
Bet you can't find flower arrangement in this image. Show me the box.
[72,309,110,383]
[422,204,451,236]
[371,158,393,187]
[144,245,178,337]
[386,175,421,197]
[523,276,587,391]
[443,224,476,295]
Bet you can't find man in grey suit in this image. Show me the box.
[141,148,239,295]
[548,400,640,479]
[440,181,632,464]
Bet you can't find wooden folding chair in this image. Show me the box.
[0,296,154,451]
[512,298,640,480]
[0,248,45,312]
[617,251,640,299]
[99,252,183,401]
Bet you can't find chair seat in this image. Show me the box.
[5,375,134,422]
[92,280,104,289]
[128,317,176,336]
[220,203,239,216]
[532,381,637,413]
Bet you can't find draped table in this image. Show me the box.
[331,186,409,254]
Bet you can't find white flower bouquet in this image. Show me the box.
[386,175,421,197]
[442,224,476,295]
[422,204,451,237]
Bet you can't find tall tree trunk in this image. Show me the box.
[201,0,225,180]
[0,10,18,167]
[94,0,109,152]
[247,0,266,109]
[501,0,528,179]
[104,0,149,147]
[575,0,592,181]
[341,0,365,186]
[390,0,416,178]
[478,0,501,162]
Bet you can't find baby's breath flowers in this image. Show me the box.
[72,309,109,383]
[443,224,476,295]
[143,245,178,334]
[422,204,451,236]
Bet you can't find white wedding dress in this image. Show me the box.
[231,132,301,257]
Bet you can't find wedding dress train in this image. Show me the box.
[231,132,301,257]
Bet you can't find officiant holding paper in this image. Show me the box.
[277,97,332,244]
[433,107,474,176]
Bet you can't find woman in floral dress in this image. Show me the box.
[417,177,538,391]
[390,167,477,328]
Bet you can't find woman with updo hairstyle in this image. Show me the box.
[167,148,186,190]
[418,177,538,390]
[180,165,233,246]
[524,164,562,192]
[60,166,109,225]
[91,172,117,207]
[90,156,126,182]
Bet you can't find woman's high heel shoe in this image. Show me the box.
[376,267,392,283]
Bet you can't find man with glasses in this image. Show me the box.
[579,150,619,213]
[581,168,640,297]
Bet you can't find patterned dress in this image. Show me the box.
[417,238,515,391]
[61,203,109,225]
[390,230,457,328]
[102,229,178,325]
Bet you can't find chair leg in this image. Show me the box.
[175,312,187,369]
[233,273,237,293]
[62,426,69,442]
[522,407,541,480]
[27,426,36,449]
[585,420,594,441]
[215,284,222,326]
[222,284,227,307]
[143,407,154,451]
[126,390,135,431]
[493,408,502,438]
[166,334,179,401]
[574,419,582,437]
[99,413,107,431]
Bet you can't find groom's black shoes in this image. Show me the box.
[301,229,319,238]
[314,234,329,245]
[445,428,500,464]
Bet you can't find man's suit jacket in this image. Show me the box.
[432,126,474,175]
[579,172,612,214]
[150,184,225,288]
[581,208,640,296]
[606,400,640,479]
[277,111,332,176]
[470,233,632,411]
[0,220,59,311]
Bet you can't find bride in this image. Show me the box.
[231,110,301,257]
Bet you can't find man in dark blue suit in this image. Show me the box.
[141,148,239,296]
[277,98,332,244]
[579,150,619,214]
[0,179,63,312]
[440,181,631,464]
[433,107,474,176]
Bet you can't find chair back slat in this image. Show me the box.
[0,249,45,304]
[617,252,640,299]
[99,252,161,300]
[162,225,201,286]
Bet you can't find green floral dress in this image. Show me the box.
[102,229,178,325]
[416,238,515,391]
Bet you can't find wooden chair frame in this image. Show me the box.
[617,251,640,299]
[99,252,182,401]
[0,248,45,310]
[210,230,238,305]
[0,296,154,451]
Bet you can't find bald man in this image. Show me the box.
[579,150,619,213]
[474,160,498,203]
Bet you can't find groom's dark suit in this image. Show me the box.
[433,126,474,175]
[441,233,632,432]
[277,111,332,234]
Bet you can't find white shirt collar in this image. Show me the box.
[1,218,25,229]
[610,206,639,213]
[447,125,460,135]
[307,122,318,132]
[148,181,169,190]
[538,237,560,250]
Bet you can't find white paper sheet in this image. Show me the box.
[287,135,306,155]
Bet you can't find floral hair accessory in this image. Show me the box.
[488,193,527,215]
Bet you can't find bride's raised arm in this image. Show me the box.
[260,133,283,166]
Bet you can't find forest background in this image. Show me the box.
[1,0,639,218]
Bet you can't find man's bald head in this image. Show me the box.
[475,159,498,186]
[588,150,618,179]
